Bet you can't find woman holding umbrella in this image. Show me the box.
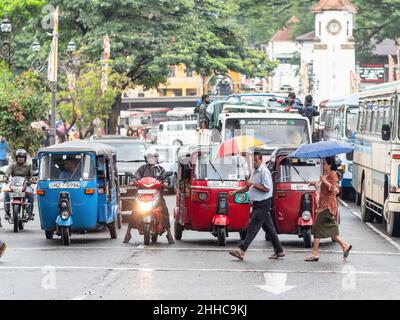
[305,156,352,262]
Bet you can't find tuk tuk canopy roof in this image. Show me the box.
[38,141,116,157]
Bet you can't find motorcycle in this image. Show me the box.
[3,176,35,233]
[129,172,173,245]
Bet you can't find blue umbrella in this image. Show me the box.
[289,141,354,159]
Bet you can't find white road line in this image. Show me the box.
[0,265,399,276]
[365,223,400,251]
[7,246,400,256]
[340,199,400,251]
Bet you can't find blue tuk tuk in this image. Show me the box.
[36,141,120,245]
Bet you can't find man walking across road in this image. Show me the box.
[229,152,285,261]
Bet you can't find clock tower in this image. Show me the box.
[311,0,358,102]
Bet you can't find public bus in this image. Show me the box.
[167,107,196,121]
[323,94,359,200]
[226,93,303,110]
[352,81,400,236]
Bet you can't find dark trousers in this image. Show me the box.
[239,198,283,253]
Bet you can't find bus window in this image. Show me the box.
[362,108,368,133]
[366,110,373,132]
[159,124,164,132]
[371,111,378,134]
[357,110,363,132]
[376,108,384,134]
[346,108,358,138]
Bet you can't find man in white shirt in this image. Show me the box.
[229,152,284,261]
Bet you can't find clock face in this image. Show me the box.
[327,19,342,35]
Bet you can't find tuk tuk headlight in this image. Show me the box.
[61,211,70,220]
[61,201,68,208]
[348,164,353,173]
[198,192,208,201]
[302,211,312,221]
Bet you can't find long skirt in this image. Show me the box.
[312,208,339,239]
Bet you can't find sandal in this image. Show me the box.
[229,250,244,261]
[304,255,319,262]
[123,234,132,244]
[269,252,285,259]
[166,234,175,244]
[343,245,352,260]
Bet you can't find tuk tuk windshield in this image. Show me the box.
[277,158,321,183]
[194,154,250,181]
[39,154,94,180]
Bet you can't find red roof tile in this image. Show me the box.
[310,0,358,13]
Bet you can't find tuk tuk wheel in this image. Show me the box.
[108,220,118,239]
[302,228,312,248]
[174,221,183,240]
[45,231,54,240]
[217,227,226,246]
[151,234,158,243]
[61,227,70,246]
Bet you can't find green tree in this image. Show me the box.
[0,63,47,155]
[57,62,121,140]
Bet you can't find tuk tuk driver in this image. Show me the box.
[123,150,174,244]
[2,149,36,222]
[59,158,81,180]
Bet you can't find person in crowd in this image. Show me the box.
[284,92,302,112]
[300,95,319,125]
[127,128,134,137]
[305,156,352,262]
[194,94,211,127]
[228,152,285,261]
[0,137,9,167]
[59,158,81,180]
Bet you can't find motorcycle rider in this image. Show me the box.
[123,150,174,244]
[2,149,36,222]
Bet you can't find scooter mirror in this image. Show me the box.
[165,171,173,178]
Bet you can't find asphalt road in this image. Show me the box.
[1,194,400,300]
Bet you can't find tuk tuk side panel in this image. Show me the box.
[273,182,316,234]
[37,180,99,231]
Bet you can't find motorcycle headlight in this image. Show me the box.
[139,202,153,212]
[14,187,22,193]
[302,210,312,221]
[61,211,70,220]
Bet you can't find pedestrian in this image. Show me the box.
[194,94,211,127]
[0,240,6,258]
[229,152,285,261]
[0,137,9,167]
[300,95,319,125]
[127,128,134,137]
[284,92,302,113]
[305,156,352,262]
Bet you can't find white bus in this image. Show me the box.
[167,108,196,121]
[352,81,400,236]
[324,94,359,199]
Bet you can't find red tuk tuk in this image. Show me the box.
[174,145,251,246]
[268,148,321,248]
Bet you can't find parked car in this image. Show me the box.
[92,136,148,217]
[153,145,180,194]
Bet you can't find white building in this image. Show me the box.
[267,0,358,103]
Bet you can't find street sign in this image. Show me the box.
[359,64,385,83]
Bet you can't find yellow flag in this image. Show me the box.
[47,7,59,82]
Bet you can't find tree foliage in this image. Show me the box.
[0,63,47,155]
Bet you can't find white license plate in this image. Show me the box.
[120,188,127,194]
[49,182,80,189]
[9,192,25,197]
[290,184,314,191]
[207,181,239,188]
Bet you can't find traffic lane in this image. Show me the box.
[341,198,400,248]
[1,196,400,299]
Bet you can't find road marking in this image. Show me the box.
[257,273,296,295]
[7,246,400,256]
[0,265,399,276]
[340,199,400,251]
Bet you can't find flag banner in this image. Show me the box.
[101,34,110,93]
[47,7,59,82]
[388,54,395,82]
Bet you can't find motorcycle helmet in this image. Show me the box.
[144,149,159,164]
[15,149,27,160]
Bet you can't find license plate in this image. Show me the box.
[9,192,25,197]
[207,181,239,188]
[49,182,80,189]
[120,188,127,194]
[291,184,314,191]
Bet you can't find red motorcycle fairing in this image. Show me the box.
[136,177,162,189]
[297,217,314,227]
[11,199,22,204]
[212,215,230,227]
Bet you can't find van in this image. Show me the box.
[158,120,198,146]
